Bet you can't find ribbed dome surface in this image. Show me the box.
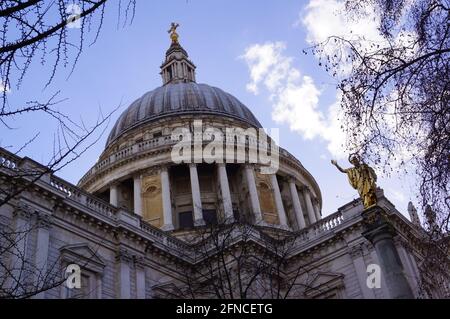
[106,82,262,146]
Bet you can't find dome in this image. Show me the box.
[79,29,323,234]
[106,82,262,146]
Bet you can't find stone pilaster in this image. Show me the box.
[116,249,132,299]
[8,206,31,295]
[394,238,420,296]
[361,206,414,299]
[349,244,376,299]
[134,256,146,299]
[33,212,52,299]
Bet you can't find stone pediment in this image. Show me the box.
[305,271,345,298]
[60,243,105,273]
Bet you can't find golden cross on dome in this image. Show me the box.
[168,22,180,43]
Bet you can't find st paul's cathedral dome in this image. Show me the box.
[78,27,322,233]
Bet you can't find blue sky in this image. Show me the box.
[1,0,417,217]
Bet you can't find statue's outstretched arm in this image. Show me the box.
[331,160,346,173]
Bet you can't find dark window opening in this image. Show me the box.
[179,211,194,229]
[203,209,218,225]
[168,66,173,80]
[233,209,240,221]
[153,131,162,138]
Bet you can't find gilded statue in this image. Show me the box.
[168,22,180,43]
[331,155,378,208]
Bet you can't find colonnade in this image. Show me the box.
[109,164,321,230]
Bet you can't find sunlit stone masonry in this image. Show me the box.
[0,32,448,299]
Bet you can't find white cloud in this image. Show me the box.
[241,42,347,159]
[301,0,383,47]
[240,1,400,160]
[242,42,292,94]
[301,0,384,75]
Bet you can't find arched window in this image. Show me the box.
[142,180,163,227]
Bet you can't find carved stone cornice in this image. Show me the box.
[298,185,310,193]
[393,236,417,255]
[143,165,163,176]
[36,212,53,229]
[361,205,392,231]
[13,202,32,220]
[133,255,146,269]
[116,248,133,263]
[287,175,296,184]
[348,244,364,259]
[312,197,320,206]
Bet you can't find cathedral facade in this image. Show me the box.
[0,34,446,299]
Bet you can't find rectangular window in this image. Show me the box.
[66,273,91,299]
[168,66,173,80]
[199,176,213,193]
[202,209,218,225]
[179,211,194,229]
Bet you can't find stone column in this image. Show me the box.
[116,249,131,299]
[110,183,118,206]
[288,179,306,229]
[160,166,174,231]
[270,174,288,227]
[33,213,51,299]
[303,188,317,225]
[244,165,262,223]
[313,198,321,221]
[135,257,146,299]
[217,163,233,222]
[362,206,414,299]
[133,175,142,217]
[189,164,204,226]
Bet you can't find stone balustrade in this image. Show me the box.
[85,197,116,218]
[312,211,344,235]
[140,219,165,240]
[51,176,82,199]
[50,175,118,219]
[79,135,177,185]
[293,211,345,246]
[77,132,291,187]
[0,151,20,170]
